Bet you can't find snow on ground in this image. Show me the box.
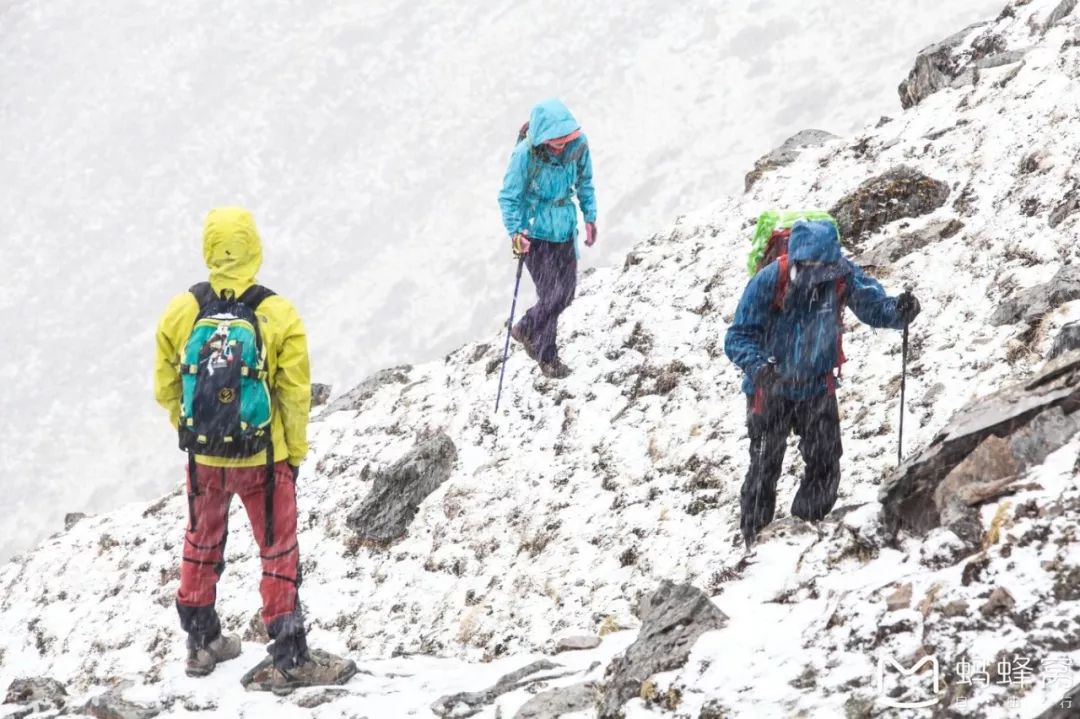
[3,0,1080,716]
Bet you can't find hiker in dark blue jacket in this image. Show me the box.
[725,219,921,548]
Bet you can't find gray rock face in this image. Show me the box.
[347,432,458,546]
[512,682,599,719]
[324,365,412,414]
[1049,321,1080,360]
[310,382,332,407]
[855,219,963,268]
[898,23,989,108]
[880,353,1080,540]
[432,660,569,718]
[989,265,1080,326]
[1049,187,1080,228]
[4,678,66,708]
[830,166,951,250]
[744,129,837,192]
[599,581,728,718]
[1043,0,1078,33]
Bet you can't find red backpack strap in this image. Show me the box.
[771,254,790,312]
[757,228,791,274]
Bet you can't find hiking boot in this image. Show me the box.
[186,633,242,677]
[539,357,571,379]
[510,322,539,361]
[240,649,358,696]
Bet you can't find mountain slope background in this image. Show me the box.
[4,1,1080,717]
[0,0,1003,560]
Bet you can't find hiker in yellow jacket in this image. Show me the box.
[154,207,354,694]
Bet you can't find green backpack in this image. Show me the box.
[747,209,840,275]
[178,283,275,458]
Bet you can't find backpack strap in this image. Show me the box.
[834,277,848,380]
[771,254,790,312]
[238,284,276,310]
[264,439,276,547]
[189,282,217,311]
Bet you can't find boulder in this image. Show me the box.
[880,353,1080,539]
[295,688,350,709]
[829,166,951,250]
[980,587,1016,618]
[324,365,412,414]
[1049,321,1080,360]
[347,432,458,546]
[556,635,602,653]
[311,382,332,407]
[886,583,913,612]
[1049,187,1080,228]
[82,689,160,719]
[4,678,66,708]
[744,129,837,192]
[990,265,1080,326]
[513,682,600,719]
[897,23,990,108]
[63,513,87,530]
[599,581,728,718]
[855,219,963,269]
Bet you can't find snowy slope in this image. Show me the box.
[4,0,1080,717]
[0,0,1004,561]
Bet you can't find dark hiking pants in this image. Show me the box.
[518,239,577,364]
[740,391,843,545]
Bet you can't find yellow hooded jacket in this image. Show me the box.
[154,207,310,468]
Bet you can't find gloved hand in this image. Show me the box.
[584,222,597,247]
[289,464,300,482]
[512,231,531,257]
[896,290,921,324]
[754,361,779,391]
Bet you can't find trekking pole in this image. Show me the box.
[898,286,912,466]
[495,255,526,413]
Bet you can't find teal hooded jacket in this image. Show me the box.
[498,98,597,245]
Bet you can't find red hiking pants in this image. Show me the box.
[176,461,300,627]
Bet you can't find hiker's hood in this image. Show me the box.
[202,207,262,295]
[203,204,263,293]
[528,98,581,147]
[788,219,842,264]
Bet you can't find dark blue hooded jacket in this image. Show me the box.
[724,219,906,400]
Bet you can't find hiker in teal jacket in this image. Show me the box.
[498,98,597,378]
